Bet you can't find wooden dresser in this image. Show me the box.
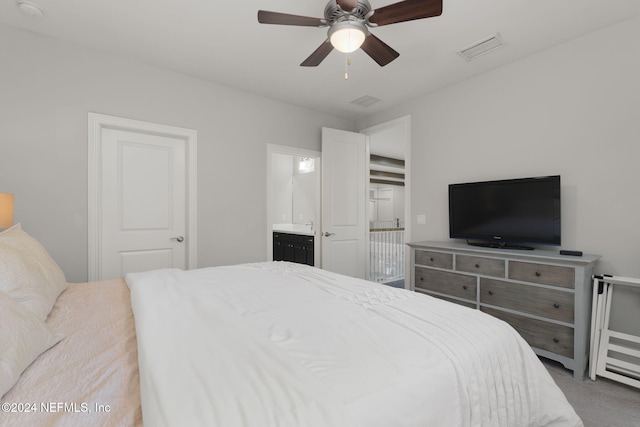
[408,241,600,379]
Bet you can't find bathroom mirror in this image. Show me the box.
[271,153,318,233]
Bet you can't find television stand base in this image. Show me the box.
[466,240,534,250]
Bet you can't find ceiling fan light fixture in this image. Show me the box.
[329,21,367,53]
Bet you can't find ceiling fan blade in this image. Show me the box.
[369,0,442,27]
[360,34,399,66]
[258,10,325,27]
[301,40,334,67]
[336,0,359,10]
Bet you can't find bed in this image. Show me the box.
[0,224,583,426]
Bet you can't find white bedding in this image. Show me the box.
[0,279,142,427]
[125,262,582,427]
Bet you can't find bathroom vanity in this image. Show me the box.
[272,224,314,266]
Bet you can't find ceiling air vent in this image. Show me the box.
[458,33,504,61]
[350,95,381,108]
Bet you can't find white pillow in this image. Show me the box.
[0,224,68,321]
[0,290,63,398]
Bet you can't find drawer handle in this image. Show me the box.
[488,290,494,295]
[462,285,468,290]
[553,303,560,309]
[535,271,541,277]
[420,277,424,281]
[475,264,480,268]
[553,338,559,343]
[430,257,434,262]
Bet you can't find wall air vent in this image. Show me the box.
[458,33,504,61]
[350,95,381,107]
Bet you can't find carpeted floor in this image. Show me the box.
[382,278,404,288]
[543,358,640,426]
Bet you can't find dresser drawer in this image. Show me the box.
[414,267,476,301]
[481,307,574,358]
[509,261,575,288]
[456,255,505,278]
[415,250,453,269]
[480,278,574,323]
[417,290,477,309]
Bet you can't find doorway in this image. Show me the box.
[360,116,411,289]
[265,117,410,285]
[88,113,198,281]
[266,144,321,267]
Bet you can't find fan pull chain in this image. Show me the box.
[344,55,352,80]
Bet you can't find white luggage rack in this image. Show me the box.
[589,275,640,389]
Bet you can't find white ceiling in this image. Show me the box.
[2,0,640,121]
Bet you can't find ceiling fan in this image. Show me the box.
[257,0,443,67]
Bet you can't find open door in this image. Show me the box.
[321,127,367,279]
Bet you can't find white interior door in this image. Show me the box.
[321,127,367,279]
[100,128,187,279]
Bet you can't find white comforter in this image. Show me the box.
[125,262,582,427]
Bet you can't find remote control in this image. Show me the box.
[560,250,583,257]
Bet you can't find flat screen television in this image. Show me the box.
[449,175,561,249]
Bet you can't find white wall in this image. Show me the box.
[0,24,354,282]
[357,15,640,333]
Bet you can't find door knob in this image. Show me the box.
[323,232,335,237]
[170,236,184,242]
